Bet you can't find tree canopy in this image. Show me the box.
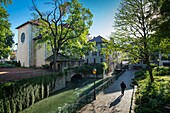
[111,0,170,82]
[0,0,14,59]
[32,0,93,71]
[0,0,12,6]
[151,0,170,39]
[60,31,95,59]
[111,0,167,82]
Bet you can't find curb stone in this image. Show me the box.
[130,85,137,113]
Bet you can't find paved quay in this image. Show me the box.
[78,70,136,113]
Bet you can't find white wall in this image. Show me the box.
[17,24,31,67]
[35,44,46,67]
[17,23,46,67]
[159,51,170,66]
[85,43,105,64]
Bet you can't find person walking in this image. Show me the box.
[120,81,126,95]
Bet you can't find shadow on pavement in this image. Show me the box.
[109,94,123,108]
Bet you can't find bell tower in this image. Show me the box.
[16,21,36,67]
[16,21,46,67]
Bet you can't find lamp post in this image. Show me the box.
[92,68,97,100]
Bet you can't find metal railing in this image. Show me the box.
[57,70,125,113]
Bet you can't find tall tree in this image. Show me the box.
[148,0,170,54]
[102,37,128,72]
[60,31,95,59]
[0,0,14,59]
[32,0,93,71]
[151,0,170,39]
[0,0,12,6]
[112,0,163,82]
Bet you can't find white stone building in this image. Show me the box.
[16,20,84,70]
[158,52,170,66]
[84,35,121,72]
[129,51,170,69]
[84,35,106,64]
[16,20,46,67]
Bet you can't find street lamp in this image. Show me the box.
[92,68,97,100]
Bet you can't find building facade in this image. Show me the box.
[158,52,170,66]
[16,21,83,69]
[83,35,120,73]
[84,35,106,64]
[16,21,47,67]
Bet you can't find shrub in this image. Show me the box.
[102,62,108,70]
[0,72,63,113]
[134,69,147,80]
[14,61,18,66]
[0,99,4,113]
[17,61,21,67]
[131,79,138,85]
[10,98,16,113]
[4,99,11,113]
[5,61,11,64]
[30,89,35,106]
[42,64,49,69]
[12,61,17,66]
[135,70,170,113]
[150,63,158,69]
[153,66,170,76]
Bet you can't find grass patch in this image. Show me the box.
[20,89,76,113]
[20,78,103,113]
[134,69,170,113]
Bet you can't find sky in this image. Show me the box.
[6,0,121,46]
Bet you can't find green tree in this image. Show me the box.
[151,0,170,39]
[0,0,14,59]
[148,0,170,54]
[32,0,93,71]
[101,39,115,69]
[112,0,164,82]
[102,38,128,71]
[61,32,95,59]
[0,0,12,6]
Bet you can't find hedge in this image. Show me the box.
[153,66,170,76]
[0,72,64,113]
[134,74,170,113]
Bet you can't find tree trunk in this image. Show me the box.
[53,50,57,72]
[53,37,57,72]
[148,66,154,82]
[139,0,154,82]
[146,56,154,82]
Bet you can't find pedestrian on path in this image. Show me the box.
[120,81,126,95]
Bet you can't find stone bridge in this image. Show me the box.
[50,68,104,93]
[65,69,85,82]
[65,68,104,82]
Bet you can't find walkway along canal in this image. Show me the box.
[78,69,135,113]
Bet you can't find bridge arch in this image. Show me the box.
[65,69,85,82]
[71,73,83,82]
